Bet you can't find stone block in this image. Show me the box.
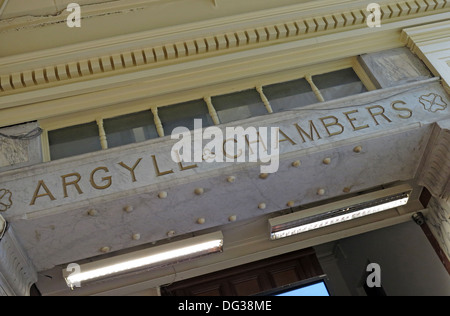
[0,122,43,172]
[358,47,432,89]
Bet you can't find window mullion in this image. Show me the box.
[204,96,220,125]
[96,118,109,150]
[151,108,165,137]
[41,128,51,162]
[305,74,325,102]
[256,86,273,114]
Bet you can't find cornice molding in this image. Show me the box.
[0,14,449,128]
[0,0,448,98]
[402,20,450,94]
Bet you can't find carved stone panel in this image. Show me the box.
[0,122,43,172]
[0,225,38,296]
[358,47,432,89]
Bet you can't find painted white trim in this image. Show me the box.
[0,0,8,17]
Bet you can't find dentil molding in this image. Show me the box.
[0,0,448,96]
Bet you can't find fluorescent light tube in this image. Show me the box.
[269,185,412,240]
[63,231,223,289]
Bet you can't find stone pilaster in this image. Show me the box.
[0,215,38,296]
[403,21,450,95]
[418,119,450,202]
[425,197,450,268]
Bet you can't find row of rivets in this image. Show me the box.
[98,146,363,253]
[155,175,238,200]
[98,213,238,253]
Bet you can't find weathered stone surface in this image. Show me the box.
[359,47,432,89]
[1,79,449,271]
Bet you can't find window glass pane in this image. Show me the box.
[158,99,214,135]
[313,68,367,100]
[104,111,159,148]
[212,89,267,124]
[263,78,317,113]
[49,122,101,160]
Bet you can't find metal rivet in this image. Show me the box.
[317,188,326,196]
[132,233,141,241]
[227,176,236,183]
[197,218,206,224]
[87,209,98,216]
[100,246,110,253]
[158,191,168,199]
[292,160,301,167]
[259,173,269,179]
[287,201,295,207]
[323,158,331,165]
[228,215,237,222]
[343,187,351,193]
[354,146,362,153]
[258,203,267,210]
[194,188,204,195]
[124,205,133,213]
[167,230,175,237]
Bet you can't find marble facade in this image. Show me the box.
[0,79,448,271]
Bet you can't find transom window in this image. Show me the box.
[47,67,368,161]
[49,122,102,160]
[262,78,317,113]
[158,99,215,134]
[103,110,159,149]
[212,89,267,124]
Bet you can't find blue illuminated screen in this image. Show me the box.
[275,281,330,296]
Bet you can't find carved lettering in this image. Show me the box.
[245,132,267,155]
[61,173,83,198]
[366,105,392,125]
[118,158,143,182]
[90,167,112,190]
[225,127,256,162]
[30,180,56,206]
[343,109,370,131]
[278,129,296,146]
[151,155,174,177]
[178,161,198,171]
[319,116,344,137]
[293,121,322,143]
[22,93,433,209]
[223,138,241,159]
[391,100,413,119]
